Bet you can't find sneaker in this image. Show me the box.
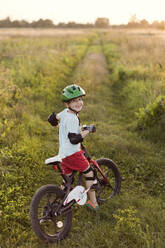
[86,200,99,211]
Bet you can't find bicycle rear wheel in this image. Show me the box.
[30,184,72,243]
[95,158,121,204]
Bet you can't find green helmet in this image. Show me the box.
[62,84,86,102]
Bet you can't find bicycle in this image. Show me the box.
[30,147,121,243]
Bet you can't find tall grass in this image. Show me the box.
[0,33,91,246]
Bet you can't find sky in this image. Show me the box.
[0,0,165,25]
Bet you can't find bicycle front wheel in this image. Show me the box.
[30,184,72,243]
[95,158,121,204]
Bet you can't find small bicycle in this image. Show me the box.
[30,145,121,243]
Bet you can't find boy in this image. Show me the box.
[48,84,98,210]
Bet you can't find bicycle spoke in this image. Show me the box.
[30,185,72,242]
[105,168,111,177]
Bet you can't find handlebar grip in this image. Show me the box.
[82,124,96,133]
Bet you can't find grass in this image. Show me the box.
[0,29,165,247]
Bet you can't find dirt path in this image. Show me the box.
[71,47,109,87]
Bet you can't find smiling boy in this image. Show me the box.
[48,84,98,210]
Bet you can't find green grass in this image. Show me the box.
[0,29,165,247]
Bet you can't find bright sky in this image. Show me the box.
[0,0,165,25]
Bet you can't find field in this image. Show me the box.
[0,28,165,248]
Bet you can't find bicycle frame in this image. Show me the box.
[51,158,109,216]
[31,154,121,242]
[89,159,109,182]
[53,158,108,185]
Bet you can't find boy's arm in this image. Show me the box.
[81,130,89,138]
[68,130,89,145]
[67,117,90,145]
[48,112,59,126]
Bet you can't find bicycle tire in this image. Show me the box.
[30,184,72,242]
[95,158,121,204]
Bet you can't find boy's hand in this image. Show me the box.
[81,130,89,138]
[82,124,96,133]
[88,124,96,133]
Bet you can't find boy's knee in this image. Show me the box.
[85,170,93,177]
[83,167,95,181]
[83,166,93,176]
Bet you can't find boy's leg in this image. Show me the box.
[60,173,72,190]
[60,164,73,190]
[83,167,98,207]
[61,151,98,206]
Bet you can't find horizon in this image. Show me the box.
[0,16,164,26]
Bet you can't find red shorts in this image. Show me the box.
[61,150,89,175]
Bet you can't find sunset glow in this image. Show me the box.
[0,0,164,25]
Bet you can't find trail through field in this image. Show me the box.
[71,47,109,85]
[68,36,165,200]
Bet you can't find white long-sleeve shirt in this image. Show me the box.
[57,108,81,158]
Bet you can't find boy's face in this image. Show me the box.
[67,97,83,112]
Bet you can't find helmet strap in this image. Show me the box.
[68,107,79,115]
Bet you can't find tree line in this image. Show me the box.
[0,17,110,28]
[126,14,165,29]
[0,16,165,29]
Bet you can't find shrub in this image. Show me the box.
[121,79,152,111]
[112,207,151,248]
[136,95,165,129]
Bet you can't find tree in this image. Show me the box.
[140,19,149,27]
[31,19,54,28]
[95,18,110,28]
[152,20,160,28]
[159,21,165,29]
[128,14,140,27]
[0,17,12,27]
[129,14,139,24]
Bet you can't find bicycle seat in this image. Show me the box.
[45,155,64,165]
